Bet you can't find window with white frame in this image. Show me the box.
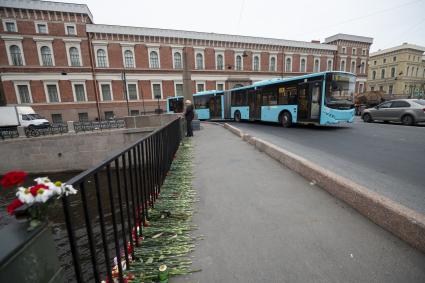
[341,47,346,54]
[130,110,139,116]
[350,61,356,73]
[327,59,333,71]
[36,22,48,34]
[78,112,88,121]
[124,50,134,68]
[300,58,306,72]
[253,55,260,71]
[127,83,138,100]
[216,82,224,91]
[45,83,60,103]
[69,47,80,67]
[196,83,205,92]
[73,83,86,102]
[360,62,365,74]
[10,45,24,66]
[285,57,292,72]
[340,60,346,72]
[65,23,76,36]
[372,70,376,80]
[150,51,160,68]
[173,52,182,69]
[152,83,162,99]
[269,56,276,71]
[314,59,320,72]
[175,83,183,97]
[100,83,112,101]
[196,53,204,70]
[104,111,115,120]
[97,49,108,67]
[216,53,224,70]
[40,46,53,66]
[359,83,364,93]
[235,55,242,71]
[381,68,385,79]
[362,49,366,56]
[352,48,356,55]
[3,19,17,32]
[388,85,393,95]
[15,83,32,104]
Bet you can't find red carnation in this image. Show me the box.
[0,171,28,188]
[29,184,49,196]
[7,199,24,215]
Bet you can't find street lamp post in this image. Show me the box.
[121,69,130,116]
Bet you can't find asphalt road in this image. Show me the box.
[174,124,425,282]
[229,117,425,215]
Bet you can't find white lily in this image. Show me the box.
[34,188,54,203]
[62,184,77,196]
[46,181,62,195]
[16,187,35,204]
[34,177,51,185]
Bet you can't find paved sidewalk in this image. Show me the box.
[174,123,425,283]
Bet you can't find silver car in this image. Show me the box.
[362,99,425,125]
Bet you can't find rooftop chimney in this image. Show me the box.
[311,40,320,43]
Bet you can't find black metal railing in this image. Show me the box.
[0,127,19,140]
[24,123,69,137]
[74,119,126,133]
[61,118,182,282]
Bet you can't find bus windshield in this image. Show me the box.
[326,74,355,109]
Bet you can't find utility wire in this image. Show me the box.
[293,0,424,38]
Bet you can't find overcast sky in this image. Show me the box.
[64,0,425,52]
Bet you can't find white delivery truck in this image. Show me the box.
[0,106,50,129]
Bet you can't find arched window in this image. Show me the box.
[150,51,159,68]
[269,57,276,71]
[10,45,23,66]
[391,67,395,78]
[253,56,259,71]
[381,68,385,79]
[69,47,80,66]
[407,66,409,76]
[196,53,204,69]
[327,60,332,71]
[314,59,320,72]
[97,49,107,67]
[350,61,355,73]
[235,55,242,70]
[372,70,376,80]
[340,60,346,72]
[40,46,53,66]
[285,57,292,72]
[124,50,134,68]
[174,52,182,69]
[216,54,224,70]
[360,62,365,74]
[300,58,306,72]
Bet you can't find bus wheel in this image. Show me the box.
[234,111,241,122]
[280,111,292,128]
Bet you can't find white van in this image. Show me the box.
[0,106,50,129]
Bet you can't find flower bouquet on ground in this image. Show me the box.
[0,171,77,231]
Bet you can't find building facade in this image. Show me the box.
[0,0,373,123]
[367,43,425,98]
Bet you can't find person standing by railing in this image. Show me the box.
[184,100,194,137]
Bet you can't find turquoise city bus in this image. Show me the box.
[227,71,356,127]
[166,90,225,120]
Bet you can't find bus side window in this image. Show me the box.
[262,93,268,105]
[269,92,278,105]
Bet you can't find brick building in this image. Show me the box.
[0,0,373,123]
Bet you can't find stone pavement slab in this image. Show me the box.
[174,123,425,283]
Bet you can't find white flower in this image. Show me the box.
[34,177,51,185]
[46,181,62,195]
[34,188,54,203]
[61,184,77,196]
[16,187,35,204]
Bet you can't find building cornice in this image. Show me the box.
[370,43,425,57]
[0,0,93,22]
[324,33,373,44]
[87,24,337,51]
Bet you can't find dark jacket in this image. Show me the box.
[184,105,194,121]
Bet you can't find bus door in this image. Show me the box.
[248,90,261,120]
[209,95,222,119]
[297,81,322,122]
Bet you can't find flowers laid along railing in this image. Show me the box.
[1,170,77,230]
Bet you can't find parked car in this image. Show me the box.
[362,99,425,125]
[0,106,50,130]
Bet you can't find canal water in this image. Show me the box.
[0,171,129,282]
